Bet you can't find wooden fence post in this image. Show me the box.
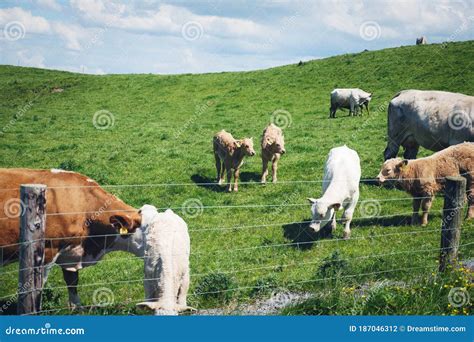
[439,176,466,272]
[17,184,47,315]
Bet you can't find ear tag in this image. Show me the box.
[119,227,128,235]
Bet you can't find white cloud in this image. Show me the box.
[0,7,51,34]
[70,1,269,40]
[16,50,45,68]
[52,22,90,50]
[37,0,62,11]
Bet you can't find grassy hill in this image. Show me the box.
[0,41,473,315]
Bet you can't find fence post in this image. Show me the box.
[17,184,47,315]
[439,176,466,272]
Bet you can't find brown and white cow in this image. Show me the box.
[213,130,255,192]
[0,168,142,309]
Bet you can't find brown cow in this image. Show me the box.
[377,142,474,226]
[0,168,141,309]
[213,130,255,192]
[261,123,286,184]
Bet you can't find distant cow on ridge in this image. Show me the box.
[416,36,427,45]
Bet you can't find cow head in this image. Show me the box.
[237,138,256,156]
[376,158,408,183]
[307,198,340,232]
[110,213,141,237]
[264,135,286,155]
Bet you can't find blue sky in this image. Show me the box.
[0,0,473,74]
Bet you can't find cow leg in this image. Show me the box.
[176,270,191,312]
[62,269,81,310]
[384,141,400,161]
[219,161,226,185]
[261,156,269,184]
[233,168,240,192]
[341,194,358,239]
[225,161,232,192]
[420,197,433,226]
[402,136,419,159]
[411,198,421,225]
[329,106,336,118]
[330,210,337,234]
[365,102,370,115]
[271,154,280,183]
[215,153,222,184]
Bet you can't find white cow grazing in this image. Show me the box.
[329,88,372,118]
[307,146,361,239]
[137,205,191,315]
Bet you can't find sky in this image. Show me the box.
[0,0,473,75]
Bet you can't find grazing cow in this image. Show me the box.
[416,36,427,45]
[383,90,474,160]
[377,143,474,226]
[329,88,372,118]
[307,146,361,239]
[213,130,256,192]
[0,168,143,309]
[261,123,286,184]
[137,205,192,315]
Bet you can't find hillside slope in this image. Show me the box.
[0,41,473,315]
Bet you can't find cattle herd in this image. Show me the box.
[0,87,473,315]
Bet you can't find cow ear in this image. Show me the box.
[307,198,317,204]
[397,159,409,169]
[329,203,341,210]
[110,214,133,235]
[234,141,241,148]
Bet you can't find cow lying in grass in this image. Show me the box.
[377,142,474,226]
[137,205,192,315]
[213,129,256,192]
[261,123,286,184]
[308,146,361,239]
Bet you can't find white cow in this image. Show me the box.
[329,88,372,118]
[307,146,361,239]
[136,205,192,315]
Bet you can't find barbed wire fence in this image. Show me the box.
[0,175,472,315]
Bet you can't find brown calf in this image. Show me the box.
[261,123,286,183]
[213,130,255,192]
[377,142,474,226]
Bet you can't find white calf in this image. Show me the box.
[137,205,192,315]
[308,146,361,239]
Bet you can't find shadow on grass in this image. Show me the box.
[282,219,333,250]
[191,172,261,192]
[190,174,226,193]
[351,215,411,227]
